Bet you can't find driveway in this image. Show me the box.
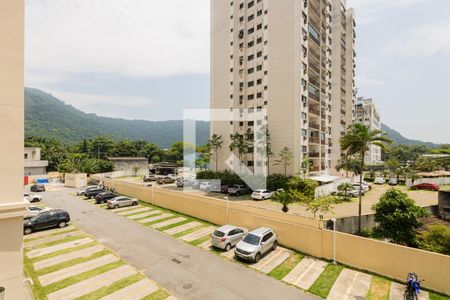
[42,189,318,300]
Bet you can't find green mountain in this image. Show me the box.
[25,87,439,149]
[381,123,439,148]
[25,88,210,148]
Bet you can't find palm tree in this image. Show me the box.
[272,190,296,213]
[209,134,223,172]
[229,133,247,168]
[274,147,294,177]
[244,128,255,171]
[340,124,392,233]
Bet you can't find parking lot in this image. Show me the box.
[28,186,446,299]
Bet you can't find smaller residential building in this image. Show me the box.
[355,97,382,164]
[108,157,149,176]
[24,147,48,176]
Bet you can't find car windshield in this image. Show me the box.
[213,230,225,238]
[243,233,260,245]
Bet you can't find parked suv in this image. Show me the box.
[143,175,157,182]
[77,185,101,196]
[30,184,45,192]
[228,185,251,196]
[107,196,138,209]
[235,227,278,262]
[84,187,105,199]
[211,225,247,251]
[95,191,118,204]
[23,209,70,235]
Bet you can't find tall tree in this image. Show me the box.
[372,189,428,246]
[274,147,294,177]
[340,124,392,233]
[208,134,223,172]
[229,133,247,164]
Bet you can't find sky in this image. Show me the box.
[25,0,450,143]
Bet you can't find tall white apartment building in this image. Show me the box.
[355,97,382,164]
[329,0,356,175]
[211,0,355,176]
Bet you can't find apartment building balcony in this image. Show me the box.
[309,122,320,130]
[309,107,320,117]
[309,152,320,158]
[309,137,320,144]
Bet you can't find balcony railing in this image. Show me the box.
[309,152,320,158]
[309,122,320,130]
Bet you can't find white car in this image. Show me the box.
[76,185,101,196]
[200,181,220,192]
[374,177,385,185]
[25,206,52,218]
[24,193,42,203]
[352,183,369,193]
[251,189,273,200]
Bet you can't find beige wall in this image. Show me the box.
[99,177,450,295]
[0,0,28,298]
[65,173,88,188]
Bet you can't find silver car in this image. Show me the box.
[76,185,100,196]
[25,206,51,218]
[235,227,278,263]
[211,225,247,251]
[107,196,138,209]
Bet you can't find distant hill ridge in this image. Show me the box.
[25,87,439,148]
[25,88,209,148]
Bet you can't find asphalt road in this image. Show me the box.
[43,188,319,300]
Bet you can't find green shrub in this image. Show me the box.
[287,177,318,198]
[419,224,450,255]
[267,174,292,191]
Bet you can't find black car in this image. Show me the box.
[95,191,118,204]
[84,187,105,199]
[23,209,70,235]
[30,184,45,192]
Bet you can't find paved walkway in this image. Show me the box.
[283,257,328,290]
[24,222,172,300]
[326,269,372,300]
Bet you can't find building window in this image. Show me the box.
[257,9,262,16]
[248,41,254,48]
[257,92,262,98]
[248,94,255,100]
[248,28,255,35]
[257,51,262,57]
[257,23,262,30]
[257,78,262,85]
[248,68,254,74]
[248,54,255,61]
[257,37,262,44]
[239,121,244,126]
[248,1,254,8]
[248,14,254,21]
[256,65,262,71]
[247,161,254,167]
[248,81,255,87]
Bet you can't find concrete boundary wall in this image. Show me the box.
[97,176,450,295]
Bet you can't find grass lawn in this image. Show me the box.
[308,263,343,298]
[367,276,391,300]
[429,292,450,300]
[268,253,304,280]
[141,289,170,300]
[189,235,211,246]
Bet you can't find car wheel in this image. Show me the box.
[24,227,33,235]
[254,253,261,263]
[272,240,278,250]
[114,205,119,209]
[261,196,265,200]
[58,221,66,228]
[236,192,240,196]
[133,201,138,206]
[225,244,231,251]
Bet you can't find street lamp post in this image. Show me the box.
[224,196,229,224]
[331,218,337,264]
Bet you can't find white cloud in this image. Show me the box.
[347,0,427,24]
[46,89,157,118]
[384,21,450,57]
[25,0,210,86]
